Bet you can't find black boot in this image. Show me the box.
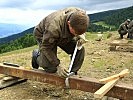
[31,49,39,69]
[120,34,123,39]
[130,34,133,39]
[127,33,129,38]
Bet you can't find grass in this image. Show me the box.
[86,32,98,40]
[0,45,38,68]
[0,45,38,56]
[86,32,113,41]
[93,59,106,68]
[94,21,116,29]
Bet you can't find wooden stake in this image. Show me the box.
[94,69,129,99]
[99,69,129,83]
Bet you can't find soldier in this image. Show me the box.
[32,7,89,78]
[128,20,133,39]
[118,19,130,39]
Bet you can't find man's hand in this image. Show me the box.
[77,33,88,50]
[57,65,68,78]
[79,33,88,43]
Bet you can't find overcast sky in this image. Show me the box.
[0,0,132,28]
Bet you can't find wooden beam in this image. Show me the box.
[94,78,119,98]
[99,69,129,83]
[0,63,133,100]
[94,69,129,98]
[109,40,133,46]
[110,43,133,46]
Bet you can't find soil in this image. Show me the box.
[0,32,133,100]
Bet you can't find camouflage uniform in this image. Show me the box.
[118,22,128,39]
[33,7,86,73]
[128,20,133,39]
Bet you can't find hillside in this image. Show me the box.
[0,27,34,44]
[0,23,27,38]
[89,9,118,22]
[0,33,37,53]
[89,6,133,22]
[90,6,133,28]
[104,6,133,27]
[0,31,133,99]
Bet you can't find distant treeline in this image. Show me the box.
[87,23,115,32]
[89,6,133,31]
[104,6,133,28]
[0,34,37,53]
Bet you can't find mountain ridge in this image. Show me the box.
[0,27,34,44]
[0,23,28,38]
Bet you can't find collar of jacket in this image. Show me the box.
[62,12,75,39]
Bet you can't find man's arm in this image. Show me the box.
[40,31,60,68]
[122,24,128,31]
[128,21,133,29]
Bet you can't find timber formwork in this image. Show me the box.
[0,63,133,100]
[109,40,133,52]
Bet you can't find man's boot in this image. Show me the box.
[127,33,130,38]
[32,49,39,69]
[130,33,133,39]
[120,34,123,39]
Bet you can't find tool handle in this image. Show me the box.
[68,42,78,73]
[3,62,20,67]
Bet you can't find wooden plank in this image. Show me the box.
[109,40,129,46]
[0,78,27,89]
[94,78,119,98]
[109,40,133,51]
[0,63,133,100]
[109,43,133,46]
[109,40,133,46]
[99,69,129,83]
[110,46,133,52]
[95,69,129,98]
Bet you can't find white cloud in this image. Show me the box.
[0,0,132,27]
[0,8,55,27]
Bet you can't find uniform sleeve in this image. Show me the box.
[122,24,128,31]
[40,29,60,67]
[128,21,133,29]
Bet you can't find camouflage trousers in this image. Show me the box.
[118,30,127,39]
[128,28,133,39]
[37,40,85,73]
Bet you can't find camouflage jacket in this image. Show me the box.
[33,7,86,67]
[118,22,128,31]
[128,20,133,29]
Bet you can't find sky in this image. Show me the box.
[0,0,132,28]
